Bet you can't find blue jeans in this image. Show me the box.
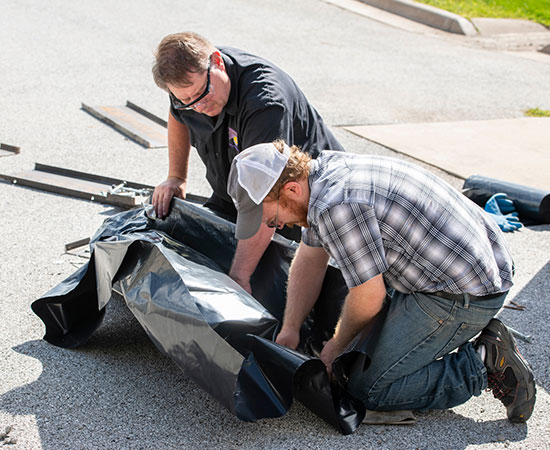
[347,291,506,411]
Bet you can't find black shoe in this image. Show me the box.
[476,319,536,423]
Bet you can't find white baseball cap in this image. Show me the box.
[227,142,290,240]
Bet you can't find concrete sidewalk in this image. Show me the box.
[346,118,550,190]
[328,0,550,191]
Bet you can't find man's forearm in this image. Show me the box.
[319,274,386,371]
[282,243,330,332]
[153,114,193,218]
[229,224,275,291]
[332,274,386,348]
[167,113,191,180]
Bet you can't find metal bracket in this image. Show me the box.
[100,181,152,197]
[0,163,154,208]
[82,101,167,148]
[64,237,91,252]
[0,143,20,157]
[0,163,210,209]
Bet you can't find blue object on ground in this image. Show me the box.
[464,175,550,224]
[485,193,515,215]
[488,211,523,232]
[484,193,523,232]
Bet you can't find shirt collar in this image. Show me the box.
[308,158,319,185]
[306,159,320,226]
[222,52,238,116]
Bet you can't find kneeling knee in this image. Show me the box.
[347,373,383,409]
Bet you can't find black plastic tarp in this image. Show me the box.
[32,199,386,434]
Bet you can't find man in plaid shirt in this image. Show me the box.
[227,141,536,423]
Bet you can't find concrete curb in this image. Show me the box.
[358,0,477,35]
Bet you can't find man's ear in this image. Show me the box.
[211,50,224,69]
[282,181,302,199]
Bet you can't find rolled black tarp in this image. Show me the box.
[31,198,387,434]
[463,175,550,224]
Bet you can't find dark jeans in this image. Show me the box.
[347,291,506,411]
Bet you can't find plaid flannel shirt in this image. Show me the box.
[303,152,514,295]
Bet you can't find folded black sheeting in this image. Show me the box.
[32,199,385,434]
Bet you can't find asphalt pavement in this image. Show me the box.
[1,0,550,448]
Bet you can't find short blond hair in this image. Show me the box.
[267,140,312,200]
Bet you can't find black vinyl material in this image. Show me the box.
[32,198,386,434]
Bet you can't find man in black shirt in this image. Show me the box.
[152,32,343,293]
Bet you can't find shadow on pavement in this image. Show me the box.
[1,276,545,447]
[501,257,550,392]
[1,295,246,448]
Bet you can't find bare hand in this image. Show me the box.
[152,177,186,219]
[275,327,300,350]
[319,338,344,376]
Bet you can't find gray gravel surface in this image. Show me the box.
[1,0,549,448]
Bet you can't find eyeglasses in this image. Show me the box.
[170,57,212,110]
[266,199,279,228]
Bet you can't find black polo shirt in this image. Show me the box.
[170,46,343,205]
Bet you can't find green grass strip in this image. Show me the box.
[525,108,550,117]
[415,0,550,27]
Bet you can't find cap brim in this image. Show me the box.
[235,202,263,240]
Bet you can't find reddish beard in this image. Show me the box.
[279,195,309,228]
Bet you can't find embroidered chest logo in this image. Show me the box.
[228,128,239,153]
